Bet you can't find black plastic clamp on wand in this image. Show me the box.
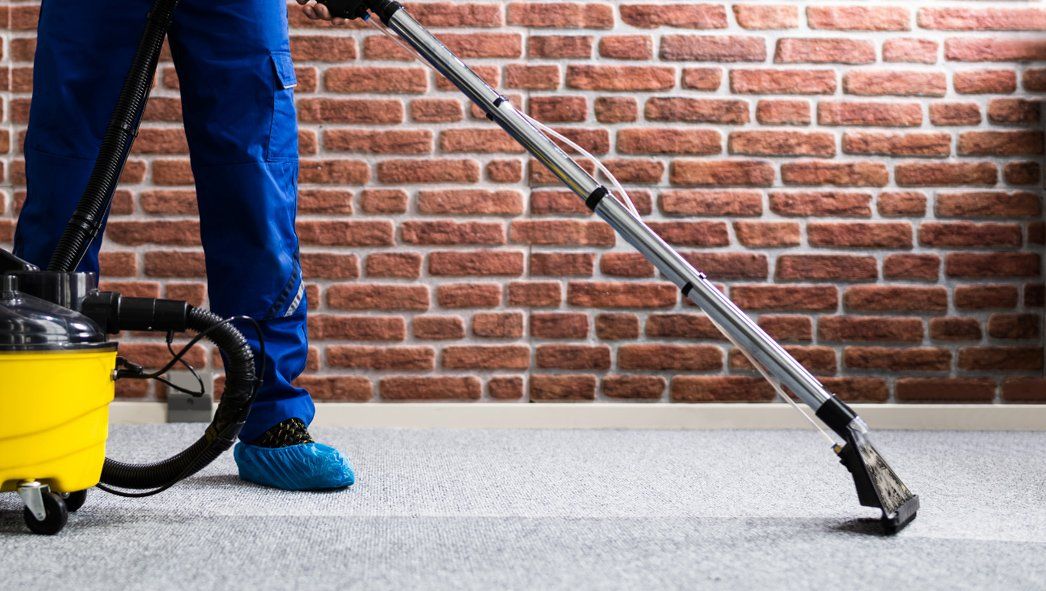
[316,0,402,24]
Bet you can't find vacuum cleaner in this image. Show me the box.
[1,0,918,535]
[0,0,261,534]
[314,0,920,533]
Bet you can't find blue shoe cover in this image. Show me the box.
[234,441,355,491]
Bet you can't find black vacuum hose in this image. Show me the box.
[100,306,257,490]
[47,0,178,273]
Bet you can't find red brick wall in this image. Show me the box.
[1,2,1043,404]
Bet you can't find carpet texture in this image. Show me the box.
[2,426,1044,589]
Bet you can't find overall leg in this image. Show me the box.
[14,0,152,270]
[167,0,312,443]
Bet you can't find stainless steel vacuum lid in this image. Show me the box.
[0,274,111,350]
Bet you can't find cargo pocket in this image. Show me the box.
[267,50,299,161]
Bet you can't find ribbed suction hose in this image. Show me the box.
[100,307,256,489]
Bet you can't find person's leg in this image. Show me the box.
[14,0,150,269]
[168,0,352,489]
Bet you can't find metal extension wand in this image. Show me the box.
[319,0,919,533]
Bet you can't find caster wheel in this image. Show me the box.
[23,492,68,535]
[64,490,88,512]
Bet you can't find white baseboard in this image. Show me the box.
[109,401,1046,431]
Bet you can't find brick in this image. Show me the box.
[599,35,652,60]
[413,316,466,340]
[488,160,524,183]
[645,98,748,124]
[959,347,1043,371]
[842,132,950,157]
[595,97,638,122]
[298,189,353,214]
[309,315,405,341]
[895,378,996,403]
[807,6,909,31]
[99,252,138,277]
[410,99,463,123]
[844,71,946,97]
[508,282,561,307]
[489,377,524,400]
[989,98,1042,125]
[366,253,422,279]
[529,35,593,58]
[360,189,408,214]
[297,98,403,123]
[537,345,610,369]
[756,99,810,125]
[400,221,504,246]
[930,317,983,342]
[777,255,877,282]
[377,159,480,183]
[819,316,923,343]
[603,375,666,400]
[531,252,594,277]
[437,32,523,57]
[955,285,1019,310]
[919,7,1046,31]
[878,192,927,217]
[618,128,721,155]
[730,345,835,375]
[929,102,981,126]
[988,313,1041,340]
[896,162,996,187]
[529,96,588,122]
[600,253,654,278]
[845,347,951,372]
[473,312,525,339]
[646,314,722,340]
[596,313,639,339]
[510,220,614,246]
[729,130,835,157]
[883,254,939,282]
[758,315,812,342]
[808,222,912,248]
[844,286,947,313]
[734,221,801,247]
[731,285,838,311]
[775,38,875,64]
[531,313,589,339]
[328,284,430,312]
[620,4,727,29]
[945,253,1041,278]
[443,345,530,370]
[670,160,775,187]
[945,38,1046,62]
[920,222,1022,248]
[819,101,922,127]
[780,162,888,188]
[566,65,674,91]
[660,190,762,216]
[733,5,798,30]
[328,346,435,371]
[661,35,766,62]
[646,222,729,247]
[429,251,525,276]
[294,376,371,402]
[619,344,722,371]
[142,251,204,278]
[1005,162,1041,185]
[107,221,200,246]
[730,69,836,94]
[504,64,560,90]
[681,67,724,90]
[604,159,666,184]
[936,191,1041,218]
[530,375,597,401]
[408,3,503,27]
[1024,68,1046,91]
[568,282,677,308]
[507,3,613,29]
[681,252,768,279]
[883,39,938,64]
[1026,284,1045,307]
[671,376,775,402]
[324,129,432,154]
[381,377,482,401]
[297,221,393,247]
[954,69,1017,94]
[299,160,370,185]
[958,131,1043,156]
[291,35,357,62]
[301,253,360,280]
[416,190,522,216]
[1002,378,1046,403]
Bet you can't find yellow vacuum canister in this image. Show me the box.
[0,274,116,534]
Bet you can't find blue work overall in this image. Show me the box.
[15,0,312,441]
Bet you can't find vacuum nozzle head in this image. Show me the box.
[835,424,919,534]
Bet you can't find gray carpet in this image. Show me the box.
[2,425,1044,590]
